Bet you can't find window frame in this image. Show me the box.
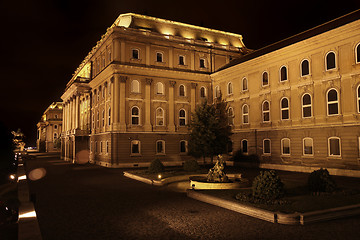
[131,80,140,93]
[199,58,206,68]
[303,137,314,156]
[300,59,310,77]
[357,85,360,113]
[179,84,186,97]
[228,107,234,125]
[156,82,164,95]
[131,106,140,126]
[280,65,288,82]
[180,140,188,154]
[242,77,248,91]
[156,51,164,63]
[262,71,269,87]
[325,51,337,71]
[302,93,312,118]
[200,86,206,98]
[179,109,186,126]
[178,55,185,65]
[242,104,249,124]
[131,140,141,155]
[262,100,270,122]
[132,48,140,60]
[280,97,290,120]
[356,42,360,64]
[327,88,339,116]
[241,139,248,154]
[108,107,111,126]
[156,140,166,155]
[227,82,233,95]
[215,85,220,98]
[328,137,341,157]
[281,138,291,156]
[155,107,165,126]
[263,139,271,155]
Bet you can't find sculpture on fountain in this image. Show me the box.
[207,155,229,183]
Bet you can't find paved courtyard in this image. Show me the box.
[26,155,360,240]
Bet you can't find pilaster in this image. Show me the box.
[144,78,153,131]
[168,81,176,132]
[119,75,127,132]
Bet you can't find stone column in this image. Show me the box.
[112,75,120,130]
[144,78,153,131]
[119,75,127,132]
[62,102,66,132]
[169,47,174,68]
[146,44,151,66]
[168,81,176,132]
[75,94,80,130]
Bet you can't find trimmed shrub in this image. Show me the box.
[252,170,284,202]
[148,159,165,173]
[183,159,200,172]
[308,168,336,193]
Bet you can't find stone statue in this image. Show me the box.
[207,155,229,183]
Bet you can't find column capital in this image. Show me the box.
[191,83,198,89]
[145,78,153,85]
[169,81,176,87]
[119,75,128,83]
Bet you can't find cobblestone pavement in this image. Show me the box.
[26,156,360,240]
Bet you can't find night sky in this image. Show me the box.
[0,0,359,146]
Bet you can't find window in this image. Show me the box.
[302,94,312,118]
[156,52,163,62]
[327,89,339,115]
[200,58,206,68]
[281,138,291,155]
[228,107,234,125]
[179,55,185,65]
[179,84,186,96]
[303,138,313,156]
[241,139,248,154]
[156,82,164,95]
[262,71,269,86]
[301,59,310,76]
[215,86,220,98]
[131,80,140,93]
[55,114,58,119]
[180,140,187,153]
[227,82,233,95]
[156,107,164,126]
[263,139,271,155]
[280,97,289,120]
[242,78,248,91]
[328,137,341,156]
[262,101,270,122]
[97,89,100,102]
[102,86,106,98]
[356,43,360,64]
[179,109,186,126]
[132,49,139,59]
[95,141,98,153]
[100,141,103,153]
[131,140,141,155]
[242,104,249,124]
[53,133,57,140]
[156,140,165,154]
[108,107,111,126]
[200,87,206,98]
[106,141,109,154]
[97,111,100,128]
[357,85,360,113]
[326,51,336,70]
[280,66,288,81]
[102,110,105,127]
[54,124,58,130]
[92,113,95,129]
[108,47,112,62]
[131,106,140,125]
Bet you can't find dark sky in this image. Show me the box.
[0,0,359,145]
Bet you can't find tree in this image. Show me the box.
[188,95,232,164]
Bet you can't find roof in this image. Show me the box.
[217,9,360,72]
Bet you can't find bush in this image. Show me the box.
[148,159,165,173]
[183,159,200,172]
[308,168,337,193]
[231,150,259,162]
[252,170,284,202]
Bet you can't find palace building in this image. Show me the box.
[37,102,63,152]
[61,10,360,172]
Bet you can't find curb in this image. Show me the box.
[17,165,42,240]
[186,189,360,225]
[123,172,207,186]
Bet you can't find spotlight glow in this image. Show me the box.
[19,211,37,219]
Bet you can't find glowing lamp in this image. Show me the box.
[157,174,162,179]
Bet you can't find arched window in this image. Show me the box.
[301,59,310,76]
[156,82,164,95]
[241,139,248,154]
[200,87,206,98]
[131,140,141,155]
[215,86,220,98]
[227,82,233,95]
[179,84,186,96]
[280,97,289,120]
[263,139,271,155]
[179,109,186,126]
[156,140,165,154]
[131,106,140,125]
[242,78,248,91]
[108,107,111,126]
[303,137,313,156]
[302,93,312,118]
[328,137,341,156]
[156,52,163,62]
[131,80,140,93]
[262,71,269,86]
[97,111,100,128]
[356,43,360,64]
[102,109,105,127]
[327,89,339,115]
[180,140,188,153]
[242,104,249,124]
[357,85,360,113]
[156,107,164,126]
[262,101,270,122]
[326,51,336,70]
[228,107,234,125]
[281,138,291,155]
[280,66,288,81]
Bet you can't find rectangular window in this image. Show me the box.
[156,141,165,154]
[263,139,271,155]
[180,141,187,153]
[303,138,313,155]
[200,58,206,68]
[281,138,290,155]
[156,52,163,62]
[179,55,185,65]
[242,140,248,154]
[328,137,341,156]
[106,141,109,154]
[131,140,140,155]
[132,49,139,59]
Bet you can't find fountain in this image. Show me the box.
[189,155,249,190]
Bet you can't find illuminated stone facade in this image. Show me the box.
[37,102,63,152]
[61,11,360,171]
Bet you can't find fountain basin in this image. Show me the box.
[189,175,250,190]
